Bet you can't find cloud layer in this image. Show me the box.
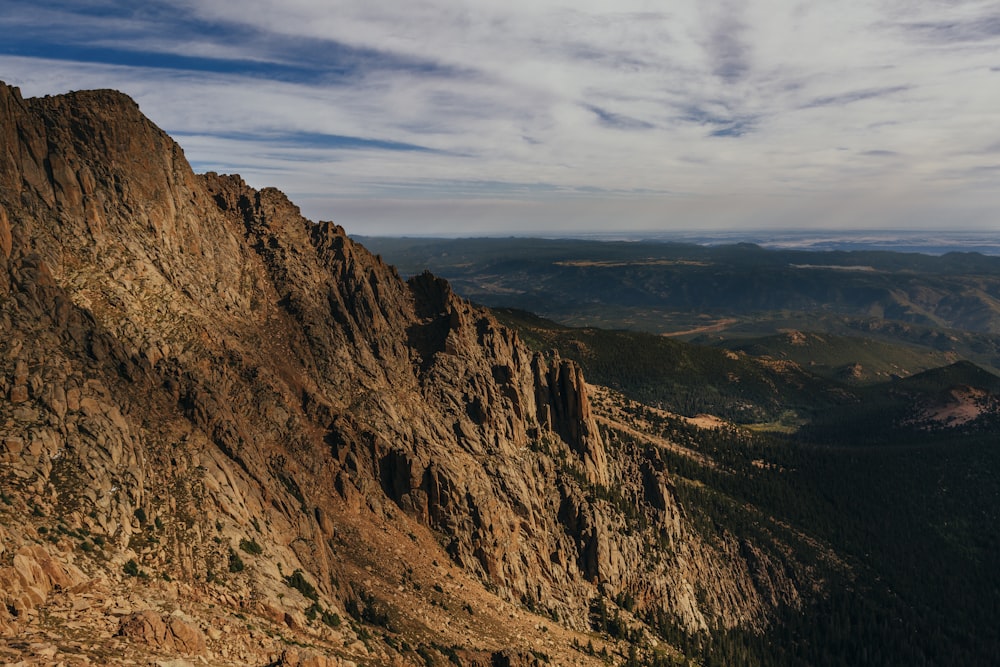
[2,0,998,234]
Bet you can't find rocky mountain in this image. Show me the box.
[0,84,816,665]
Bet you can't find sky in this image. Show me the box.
[1,1,999,236]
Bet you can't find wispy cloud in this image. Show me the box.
[173,130,445,154]
[900,15,1000,44]
[703,3,751,84]
[676,103,758,138]
[709,123,754,138]
[2,0,999,233]
[584,105,654,131]
[803,85,911,109]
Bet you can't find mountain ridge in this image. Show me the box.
[0,82,810,665]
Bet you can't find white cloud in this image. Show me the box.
[2,0,999,233]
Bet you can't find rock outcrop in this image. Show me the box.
[0,545,86,635]
[533,352,607,486]
[0,82,810,665]
[117,610,207,656]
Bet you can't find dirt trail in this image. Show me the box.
[660,318,738,337]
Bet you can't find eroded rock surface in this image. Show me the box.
[0,81,812,665]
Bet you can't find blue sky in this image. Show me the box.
[2,0,999,235]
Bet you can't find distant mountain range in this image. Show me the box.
[357,235,1000,374]
[362,230,1000,257]
[551,230,1000,256]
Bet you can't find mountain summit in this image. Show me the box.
[0,83,804,665]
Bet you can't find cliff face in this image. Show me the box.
[0,83,807,665]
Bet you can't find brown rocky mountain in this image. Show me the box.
[0,83,811,665]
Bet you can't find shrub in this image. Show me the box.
[239,538,263,555]
[285,569,318,601]
[228,550,245,573]
[123,559,140,577]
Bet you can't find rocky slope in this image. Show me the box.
[0,82,811,665]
